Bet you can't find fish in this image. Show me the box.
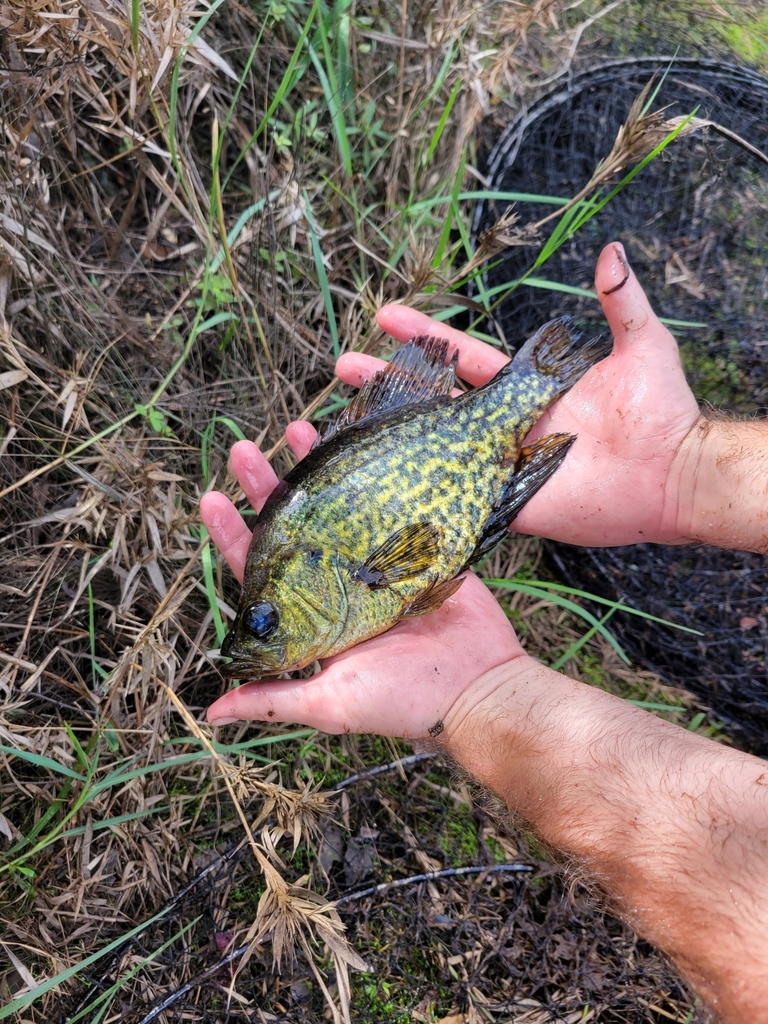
[220,316,611,676]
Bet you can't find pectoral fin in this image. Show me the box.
[467,432,575,565]
[352,522,441,588]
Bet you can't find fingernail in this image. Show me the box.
[209,715,240,726]
[602,244,630,295]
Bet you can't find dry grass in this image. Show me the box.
[0,0,734,1019]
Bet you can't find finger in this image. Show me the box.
[200,492,251,584]
[337,351,465,399]
[376,304,508,385]
[336,351,386,388]
[285,419,317,458]
[207,673,351,732]
[229,440,280,513]
[595,242,676,353]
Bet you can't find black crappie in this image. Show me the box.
[220,317,611,676]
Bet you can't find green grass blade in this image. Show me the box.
[488,580,631,664]
[197,311,238,334]
[304,188,339,357]
[58,807,169,841]
[165,728,316,754]
[307,42,353,177]
[0,904,183,1018]
[209,189,282,273]
[410,42,457,120]
[0,779,74,860]
[629,701,687,712]
[423,76,462,168]
[658,317,707,329]
[641,54,678,115]
[130,0,140,54]
[508,580,703,634]
[522,277,598,299]
[431,149,466,270]
[0,744,85,782]
[200,524,227,646]
[94,729,315,795]
[200,415,247,486]
[63,918,200,1024]
[227,0,322,185]
[408,190,569,213]
[551,606,617,671]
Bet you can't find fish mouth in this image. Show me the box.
[221,630,287,677]
[223,656,287,679]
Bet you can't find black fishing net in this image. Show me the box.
[473,55,768,753]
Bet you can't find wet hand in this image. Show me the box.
[340,242,701,547]
[200,434,525,734]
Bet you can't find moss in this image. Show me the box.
[229,877,266,911]
[355,979,413,1022]
[718,11,768,70]
[678,336,749,410]
[485,834,510,865]
[578,652,612,689]
[439,813,479,865]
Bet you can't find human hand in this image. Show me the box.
[201,429,525,734]
[338,242,702,547]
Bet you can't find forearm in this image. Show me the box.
[443,657,768,1021]
[668,416,768,553]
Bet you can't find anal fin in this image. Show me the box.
[402,575,465,618]
[467,432,575,565]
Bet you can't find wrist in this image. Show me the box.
[441,656,768,1021]
[667,415,768,552]
[442,655,672,851]
[441,655,635,845]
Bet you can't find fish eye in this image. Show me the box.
[243,602,279,641]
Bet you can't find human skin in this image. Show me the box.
[200,243,768,1020]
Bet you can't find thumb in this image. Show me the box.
[595,242,674,354]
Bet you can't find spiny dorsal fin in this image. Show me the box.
[315,336,456,447]
[351,522,441,588]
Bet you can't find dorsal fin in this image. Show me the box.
[314,336,456,447]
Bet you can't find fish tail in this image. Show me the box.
[513,317,612,389]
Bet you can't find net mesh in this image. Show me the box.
[473,55,768,753]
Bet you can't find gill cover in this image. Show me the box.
[221,548,349,675]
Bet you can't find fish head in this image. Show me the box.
[221,545,349,676]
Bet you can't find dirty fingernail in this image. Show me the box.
[602,244,631,295]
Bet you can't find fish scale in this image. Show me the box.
[220,316,612,677]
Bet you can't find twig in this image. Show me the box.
[74,753,435,1015]
[332,751,436,790]
[335,862,535,906]
[135,944,250,1024]
[134,863,535,1024]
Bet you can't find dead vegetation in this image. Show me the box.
[0,0,741,1019]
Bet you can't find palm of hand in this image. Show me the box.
[206,572,522,737]
[366,244,701,547]
[515,315,700,545]
[201,243,701,729]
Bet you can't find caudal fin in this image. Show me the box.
[513,317,612,389]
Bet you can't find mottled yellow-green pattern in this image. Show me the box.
[221,317,611,676]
